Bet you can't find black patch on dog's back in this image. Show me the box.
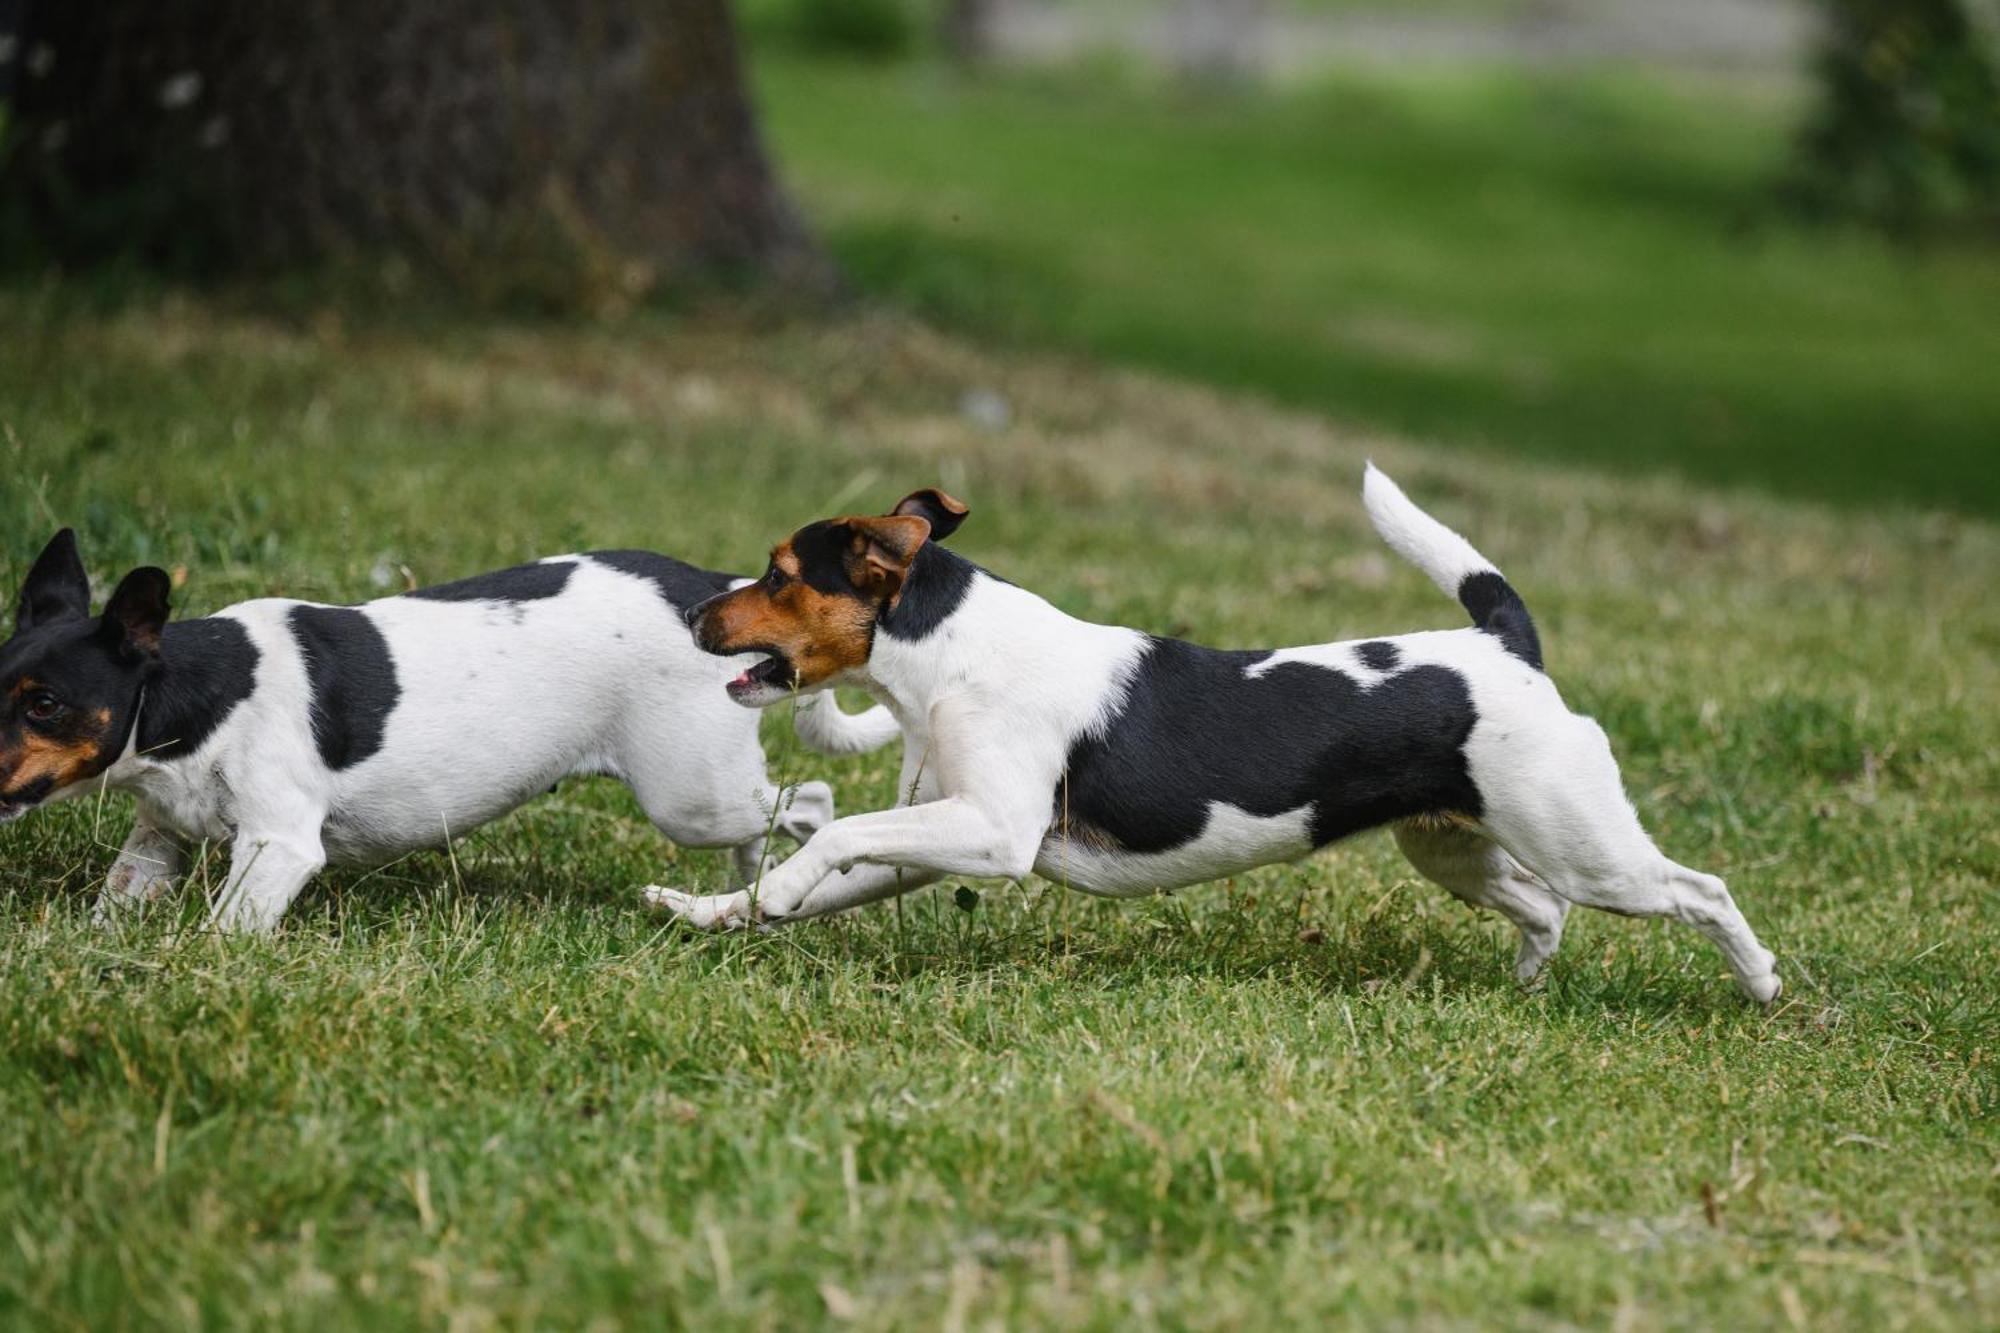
[407,561,576,604]
[587,551,736,612]
[138,618,261,760]
[1060,638,1482,854]
[289,606,399,770]
[1356,640,1400,672]
[880,543,978,642]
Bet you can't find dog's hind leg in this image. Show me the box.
[1392,817,1569,983]
[621,712,836,890]
[1474,715,1780,1005]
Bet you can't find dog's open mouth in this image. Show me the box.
[725,650,795,700]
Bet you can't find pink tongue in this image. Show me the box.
[731,670,753,687]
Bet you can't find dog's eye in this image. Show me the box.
[23,692,65,725]
[763,566,790,590]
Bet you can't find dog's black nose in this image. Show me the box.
[682,601,703,629]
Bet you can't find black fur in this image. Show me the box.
[1456,571,1542,670]
[1060,638,1483,854]
[879,542,978,642]
[892,489,968,541]
[587,551,736,611]
[1356,640,1401,672]
[16,529,90,631]
[407,561,576,604]
[0,596,155,792]
[785,523,861,597]
[780,521,978,639]
[289,606,400,771]
[136,618,260,760]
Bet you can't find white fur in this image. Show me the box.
[1361,462,1498,599]
[648,470,1781,1006]
[85,554,895,932]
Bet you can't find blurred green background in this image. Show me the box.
[733,0,2000,514]
[4,3,2000,1329]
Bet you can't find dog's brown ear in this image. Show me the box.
[843,514,933,604]
[890,488,968,542]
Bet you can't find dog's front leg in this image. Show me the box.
[646,861,944,931]
[648,795,1037,929]
[208,829,327,933]
[648,700,1048,930]
[93,817,188,926]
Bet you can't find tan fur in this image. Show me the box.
[0,708,112,797]
[697,514,936,689]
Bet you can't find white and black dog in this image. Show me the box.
[648,468,1781,1005]
[0,533,898,931]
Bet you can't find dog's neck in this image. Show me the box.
[120,618,259,771]
[864,548,1128,731]
[878,542,979,645]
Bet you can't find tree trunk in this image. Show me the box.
[1782,0,2000,235]
[941,0,999,66]
[0,0,835,303]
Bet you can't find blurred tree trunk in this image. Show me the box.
[0,0,834,304]
[941,0,998,66]
[1171,0,1268,84]
[1782,0,2000,235]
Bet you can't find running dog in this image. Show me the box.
[0,532,898,930]
[647,469,1781,1005]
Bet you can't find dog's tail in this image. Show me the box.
[1361,463,1543,670]
[789,693,903,755]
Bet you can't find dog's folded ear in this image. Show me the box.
[100,567,173,661]
[890,488,969,542]
[843,514,934,604]
[16,529,91,633]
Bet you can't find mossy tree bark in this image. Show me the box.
[0,0,834,303]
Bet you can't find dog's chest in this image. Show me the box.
[123,759,237,843]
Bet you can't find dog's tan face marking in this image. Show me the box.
[0,705,114,803]
[700,539,876,690]
[693,513,936,699]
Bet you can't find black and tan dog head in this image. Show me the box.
[0,531,172,821]
[691,489,968,707]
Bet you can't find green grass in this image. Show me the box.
[1,290,1997,1329]
[750,57,2000,517]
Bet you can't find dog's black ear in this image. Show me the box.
[890,489,968,542]
[16,529,92,633]
[100,567,173,661]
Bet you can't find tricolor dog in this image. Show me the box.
[0,532,898,931]
[648,468,1782,1005]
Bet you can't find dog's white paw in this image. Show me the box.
[643,885,752,932]
[1743,969,1782,1009]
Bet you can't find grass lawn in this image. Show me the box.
[0,289,1994,1328]
[750,56,2000,517]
